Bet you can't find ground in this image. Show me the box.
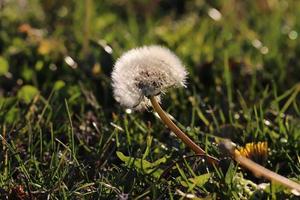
[0,0,300,199]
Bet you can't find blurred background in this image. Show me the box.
[1,0,300,199]
[1,0,300,103]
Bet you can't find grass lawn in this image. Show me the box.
[1,0,300,199]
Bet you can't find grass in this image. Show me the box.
[1,0,300,199]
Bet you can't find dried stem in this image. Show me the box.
[233,151,300,192]
[151,95,300,192]
[222,140,300,192]
[150,97,300,192]
[150,96,219,165]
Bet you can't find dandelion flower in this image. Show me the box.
[111,45,218,165]
[112,45,187,110]
[235,142,268,165]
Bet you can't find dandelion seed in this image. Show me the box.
[111,45,218,164]
[112,45,187,110]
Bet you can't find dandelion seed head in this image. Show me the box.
[112,45,187,110]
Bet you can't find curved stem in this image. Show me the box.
[222,140,300,192]
[150,96,219,165]
[233,152,300,192]
[150,96,300,192]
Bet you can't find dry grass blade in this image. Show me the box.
[234,153,300,192]
[150,96,219,165]
[222,140,300,192]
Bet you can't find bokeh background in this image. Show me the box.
[1,0,300,199]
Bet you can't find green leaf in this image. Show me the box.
[116,151,168,178]
[151,156,168,167]
[5,107,19,124]
[116,151,134,166]
[264,182,285,195]
[225,162,236,185]
[180,173,211,189]
[21,66,34,81]
[190,173,211,187]
[0,56,9,76]
[142,135,153,160]
[67,85,81,103]
[17,85,39,103]
[35,60,44,71]
[54,80,66,91]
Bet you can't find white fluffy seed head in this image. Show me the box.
[112,45,188,110]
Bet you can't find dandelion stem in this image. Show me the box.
[233,151,300,192]
[223,140,300,192]
[151,96,300,191]
[234,153,300,191]
[150,96,219,165]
